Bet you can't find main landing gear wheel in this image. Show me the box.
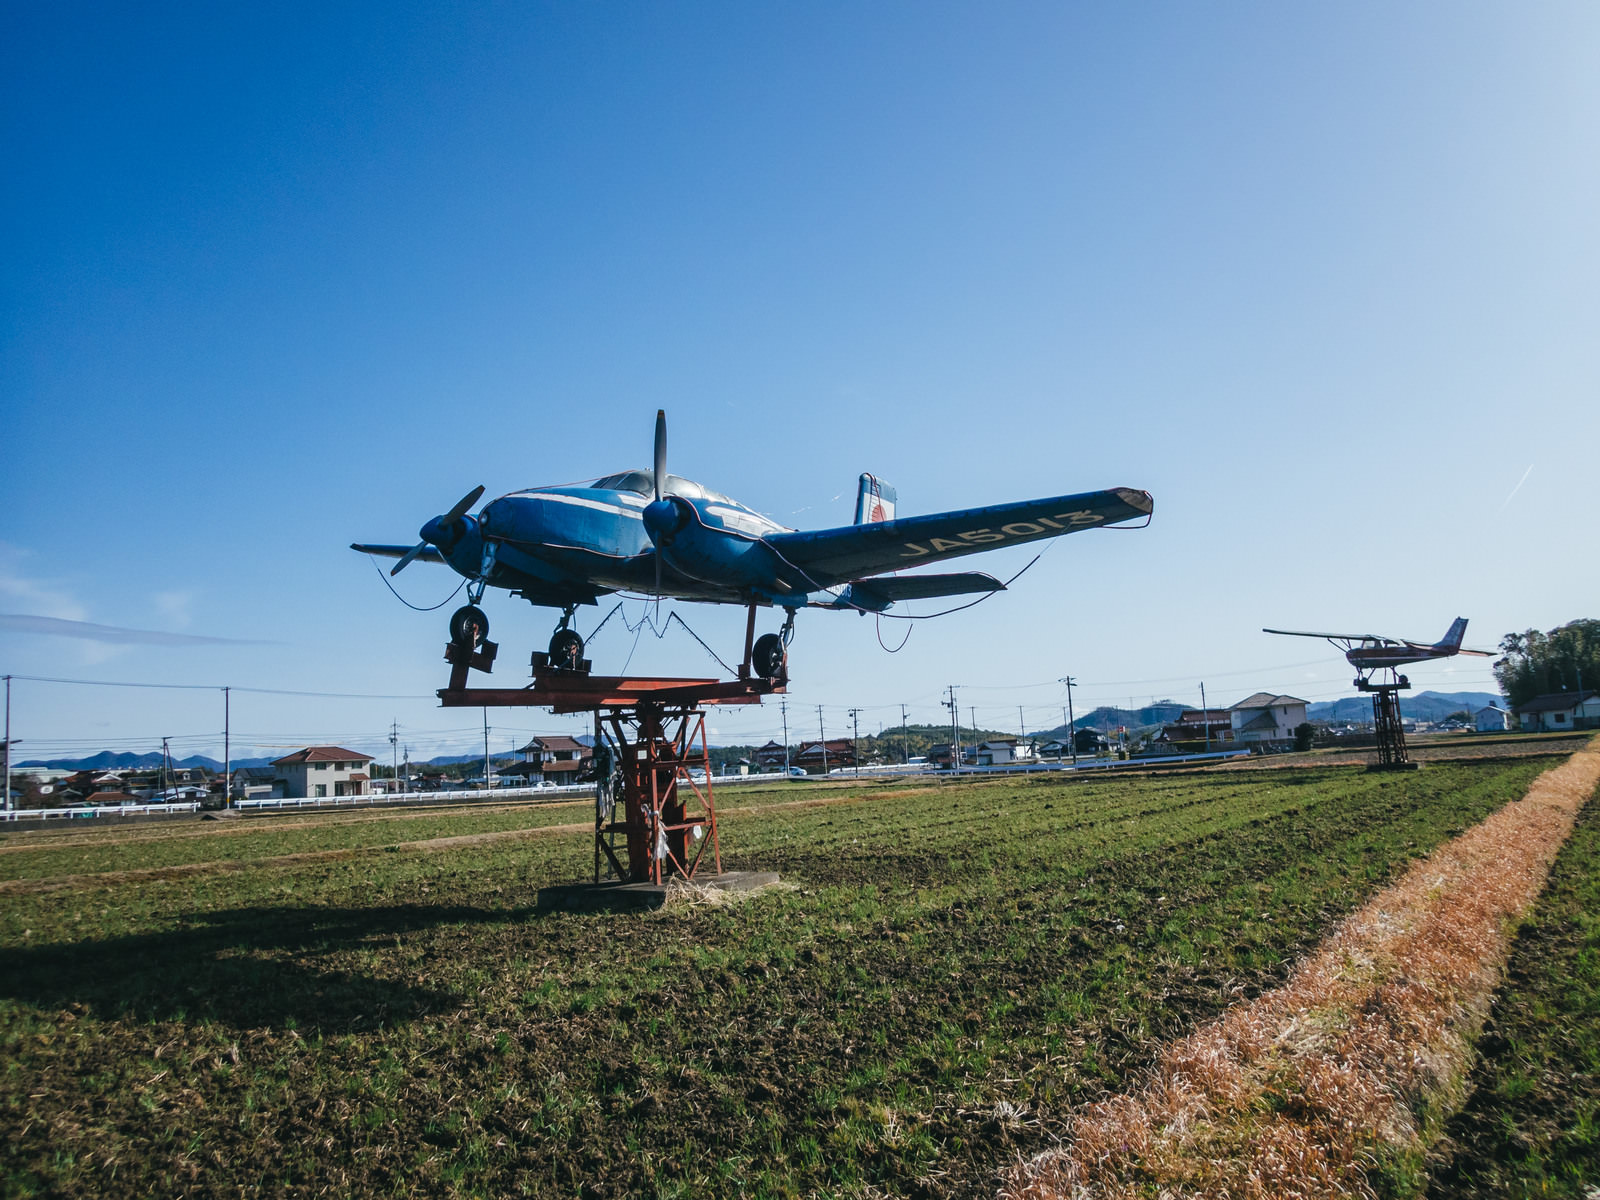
[752,633,786,679]
[549,628,585,671]
[449,605,489,649]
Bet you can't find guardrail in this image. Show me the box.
[2,801,202,822]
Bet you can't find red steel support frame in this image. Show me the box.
[593,701,721,885]
[439,658,782,885]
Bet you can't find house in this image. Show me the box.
[271,746,374,799]
[753,740,790,770]
[1474,705,1512,733]
[1514,691,1600,733]
[229,765,278,799]
[1036,738,1071,759]
[82,790,141,807]
[976,738,1025,766]
[1229,693,1309,746]
[1156,708,1233,749]
[793,738,857,774]
[515,736,592,783]
[1074,728,1109,756]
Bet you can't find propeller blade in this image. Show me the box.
[445,484,486,523]
[391,485,484,576]
[653,409,667,502]
[390,542,427,576]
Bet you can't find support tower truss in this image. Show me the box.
[1356,671,1412,770]
[593,702,721,886]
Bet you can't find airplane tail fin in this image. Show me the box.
[1440,617,1469,650]
[854,473,897,525]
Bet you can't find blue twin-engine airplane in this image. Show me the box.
[354,411,1154,677]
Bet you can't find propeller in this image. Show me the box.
[653,408,667,502]
[642,409,692,594]
[390,484,485,576]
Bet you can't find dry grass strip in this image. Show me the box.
[1001,736,1600,1200]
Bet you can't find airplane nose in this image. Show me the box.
[420,514,470,551]
[643,497,690,546]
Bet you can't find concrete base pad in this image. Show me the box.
[537,870,781,913]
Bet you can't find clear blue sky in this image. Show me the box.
[4,2,1597,764]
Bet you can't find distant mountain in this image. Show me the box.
[17,751,278,771]
[1308,690,1501,724]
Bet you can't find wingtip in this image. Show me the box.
[1114,487,1154,514]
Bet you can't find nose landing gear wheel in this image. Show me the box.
[449,605,489,649]
[752,633,786,680]
[549,628,585,672]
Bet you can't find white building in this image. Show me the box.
[1474,705,1512,733]
[1229,693,1309,746]
[272,746,374,799]
[976,738,1030,765]
[1514,692,1600,733]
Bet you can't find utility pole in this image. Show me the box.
[390,720,399,793]
[161,736,173,800]
[1018,705,1026,745]
[482,708,491,790]
[222,687,231,807]
[780,698,790,773]
[847,708,861,776]
[944,685,960,774]
[1200,682,1210,753]
[1060,676,1077,764]
[817,705,828,775]
[900,703,909,764]
[3,674,13,813]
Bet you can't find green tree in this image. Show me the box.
[1494,619,1600,709]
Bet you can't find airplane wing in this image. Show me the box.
[1263,627,1388,641]
[351,543,447,565]
[835,571,1004,611]
[766,487,1152,589]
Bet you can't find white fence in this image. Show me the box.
[2,801,201,823]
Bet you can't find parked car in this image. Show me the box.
[786,766,808,778]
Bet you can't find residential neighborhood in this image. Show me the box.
[7,680,1598,814]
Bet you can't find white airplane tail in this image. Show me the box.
[854,473,897,525]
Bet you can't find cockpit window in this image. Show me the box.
[587,471,738,507]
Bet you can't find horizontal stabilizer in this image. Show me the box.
[351,543,446,564]
[837,571,1004,612]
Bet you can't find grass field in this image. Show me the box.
[0,755,1571,1198]
[1425,773,1600,1198]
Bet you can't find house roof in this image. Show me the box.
[1475,705,1509,715]
[1230,693,1309,711]
[270,746,374,767]
[83,790,140,804]
[517,736,589,754]
[1515,691,1597,714]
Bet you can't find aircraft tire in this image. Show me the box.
[752,633,785,679]
[549,629,585,671]
[449,605,489,648]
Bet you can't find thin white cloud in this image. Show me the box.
[0,547,88,622]
[0,614,276,646]
[1499,463,1534,512]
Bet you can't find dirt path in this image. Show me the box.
[1002,734,1600,1200]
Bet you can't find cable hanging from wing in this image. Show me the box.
[365,553,469,612]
